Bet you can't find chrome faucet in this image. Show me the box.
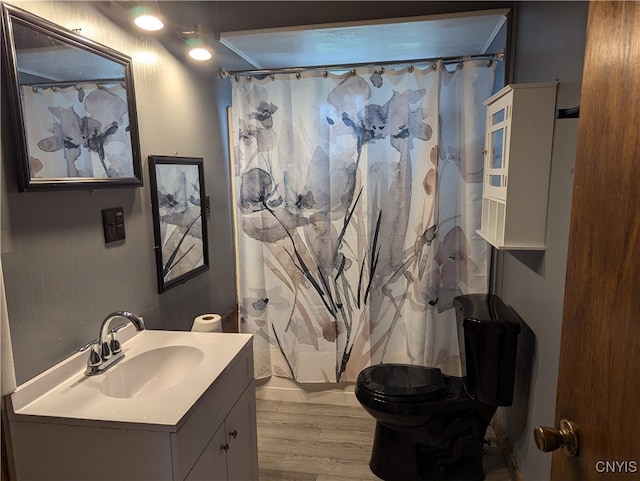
[85,311,145,376]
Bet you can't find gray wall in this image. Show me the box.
[1,1,251,384]
[487,15,508,93]
[495,2,589,480]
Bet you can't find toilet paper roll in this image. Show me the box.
[191,314,222,332]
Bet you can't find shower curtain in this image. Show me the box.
[231,60,495,382]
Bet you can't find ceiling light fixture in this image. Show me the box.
[132,3,164,32]
[183,22,213,61]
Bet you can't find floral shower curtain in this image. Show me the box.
[231,60,495,382]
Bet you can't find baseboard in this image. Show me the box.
[492,414,525,481]
[255,377,359,406]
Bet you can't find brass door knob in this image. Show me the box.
[534,419,579,457]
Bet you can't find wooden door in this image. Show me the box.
[551,1,640,480]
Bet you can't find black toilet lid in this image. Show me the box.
[357,364,446,400]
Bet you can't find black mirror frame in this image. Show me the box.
[0,3,143,192]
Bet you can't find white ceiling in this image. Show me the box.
[219,9,508,70]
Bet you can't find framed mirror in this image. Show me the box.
[1,4,143,191]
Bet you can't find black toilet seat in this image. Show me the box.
[357,364,447,402]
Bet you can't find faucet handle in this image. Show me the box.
[85,345,102,375]
[88,346,101,366]
[101,341,112,360]
[109,333,122,355]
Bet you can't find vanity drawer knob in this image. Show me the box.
[221,443,230,452]
[229,430,238,439]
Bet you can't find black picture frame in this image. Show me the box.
[149,155,209,293]
[1,4,143,191]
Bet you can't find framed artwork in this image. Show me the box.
[149,155,209,293]
[1,4,143,191]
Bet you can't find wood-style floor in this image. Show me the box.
[256,399,513,481]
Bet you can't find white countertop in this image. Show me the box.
[9,328,253,428]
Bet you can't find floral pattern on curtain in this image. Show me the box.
[231,61,495,382]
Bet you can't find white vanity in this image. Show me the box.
[6,328,258,481]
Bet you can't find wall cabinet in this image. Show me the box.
[477,82,558,250]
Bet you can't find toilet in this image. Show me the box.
[355,294,521,481]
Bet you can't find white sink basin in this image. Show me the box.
[9,328,253,426]
[100,345,204,398]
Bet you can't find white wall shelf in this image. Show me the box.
[477,82,558,250]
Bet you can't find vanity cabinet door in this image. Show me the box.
[183,381,258,481]
[184,425,228,481]
[225,383,259,481]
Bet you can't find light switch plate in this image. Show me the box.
[102,207,125,243]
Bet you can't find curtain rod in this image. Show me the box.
[220,49,504,79]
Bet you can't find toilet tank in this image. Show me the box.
[453,294,521,406]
